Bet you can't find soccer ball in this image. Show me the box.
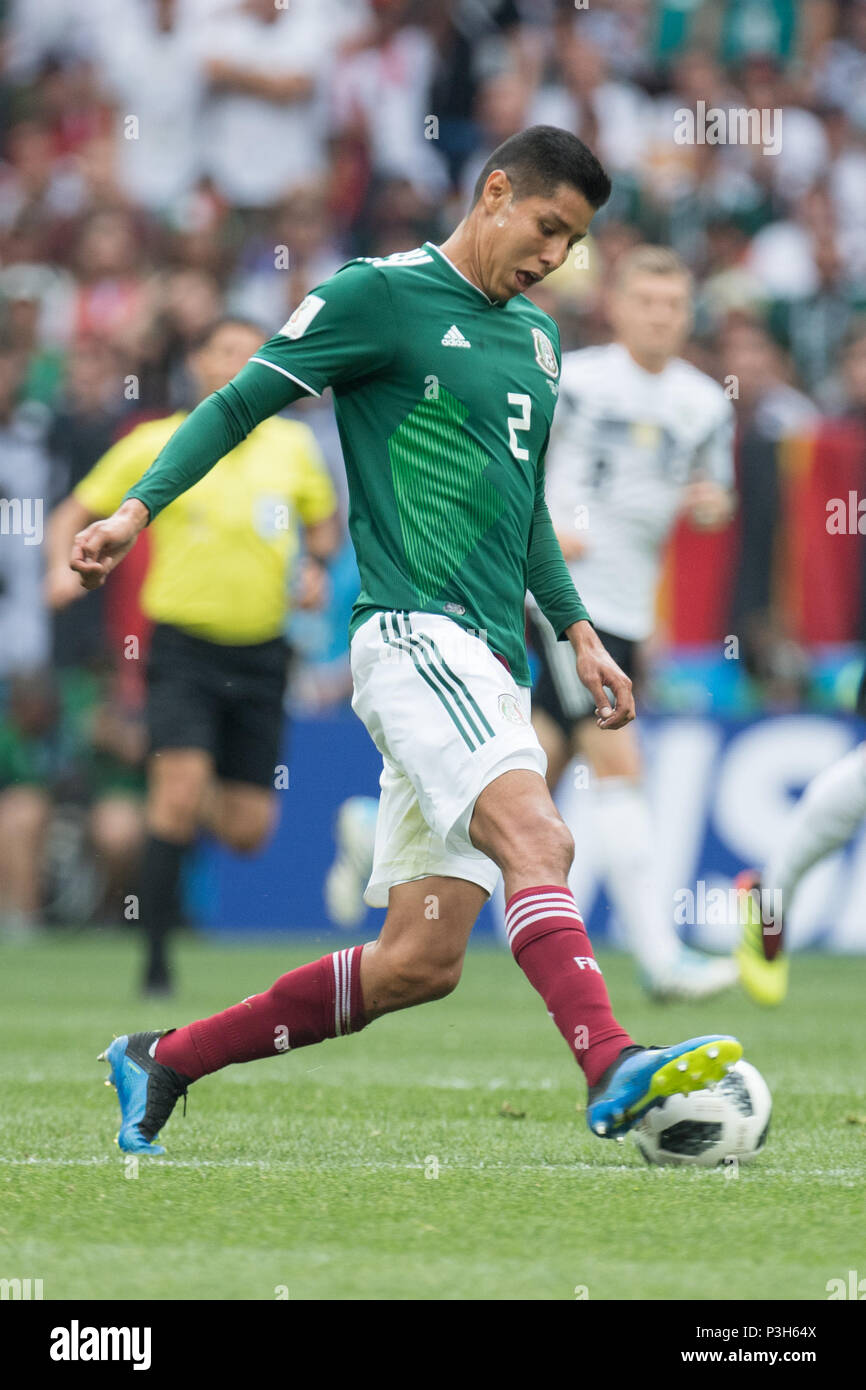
[633,1060,772,1168]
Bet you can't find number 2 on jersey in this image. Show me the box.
[507,393,531,461]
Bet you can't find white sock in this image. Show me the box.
[765,742,866,911]
[592,776,681,975]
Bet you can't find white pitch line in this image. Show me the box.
[0,1155,860,1181]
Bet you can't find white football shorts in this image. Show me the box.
[350,610,548,906]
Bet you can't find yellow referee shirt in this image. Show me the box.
[75,412,337,645]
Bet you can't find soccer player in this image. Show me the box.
[528,244,739,1001]
[737,724,866,1006]
[71,127,741,1155]
[51,317,338,993]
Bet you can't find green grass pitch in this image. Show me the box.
[0,932,862,1301]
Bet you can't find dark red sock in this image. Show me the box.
[155,945,366,1081]
[506,886,633,1086]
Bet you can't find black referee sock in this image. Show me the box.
[139,834,187,990]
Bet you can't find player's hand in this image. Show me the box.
[569,620,635,730]
[295,556,330,611]
[681,480,735,530]
[70,500,148,590]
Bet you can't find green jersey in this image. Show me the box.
[125,241,590,685]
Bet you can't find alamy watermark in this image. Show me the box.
[0,496,43,545]
[674,102,782,157]
[674,881,782,931]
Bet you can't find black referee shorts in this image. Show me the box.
[527,606,639,738]
[145,623,290,788]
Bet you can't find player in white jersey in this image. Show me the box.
[528,245,739,1000]
[737,664,866,1005]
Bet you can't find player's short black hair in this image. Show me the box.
[188,315,267,354]
[471,125,611,211]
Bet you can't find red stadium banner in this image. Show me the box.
[777,421,866,643]
[661,420,866,645]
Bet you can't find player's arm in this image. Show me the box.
[47,494,100,606]
[681,400,737,530]
[71,369,299,590]
[72,265,398,591]
[55,425,157,599]
[528,453,634,730]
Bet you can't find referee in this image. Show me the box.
[48,317,338,992]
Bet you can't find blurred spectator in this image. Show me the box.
[70,208,156,353]
[813,0,866,130]
[0,668,146,939]
[764,185,866,396]
[225,182,343,329]
[0,119,86,235]
[695,215,765,333]
[724,318,817,699]
[91,0,206,214]
[44,337,126,668]
[331,0,449,212]
[0,347,52,679]
[426,0,527,188]
[200,0,348,212]
[458,69,533,205]
[834,317,866,422]
[530,33,650,178]
[150,266,224,407]
[0,262,68,403]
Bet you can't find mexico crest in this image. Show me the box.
[531,327,559,378]
[498,693,528,725]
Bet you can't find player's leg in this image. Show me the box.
[324,795,380,928]
[530,601,737,999]
[469,766,634,1084]
[203,781,277,855]
[100,872,485,1154]
[737,740,866,1004]
[766,740,866,908]
[139,624,225,994]
[469,766,741,1136]
[531,706,572,792]
[143,747,214,991]
[354,612,741,1134]
[203,630,288,857]
[578,717,738,999]
[359,874,486,1014]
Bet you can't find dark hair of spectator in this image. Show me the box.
[471,126,612,211]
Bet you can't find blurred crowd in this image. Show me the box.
[2,0,866,927]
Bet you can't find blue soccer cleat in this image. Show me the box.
[99,1031,191,1155]
[586,1034,743,1140]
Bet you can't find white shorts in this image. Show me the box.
[350,611,547,907]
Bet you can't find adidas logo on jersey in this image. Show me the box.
[441,324,471,348]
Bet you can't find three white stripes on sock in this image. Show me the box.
[505,890,583,953]
[332,947,359,1037]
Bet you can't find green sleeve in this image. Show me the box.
[249,260,398,394]
[527,450,591,636]
[122,361,303,521]
[123,259,398,522]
